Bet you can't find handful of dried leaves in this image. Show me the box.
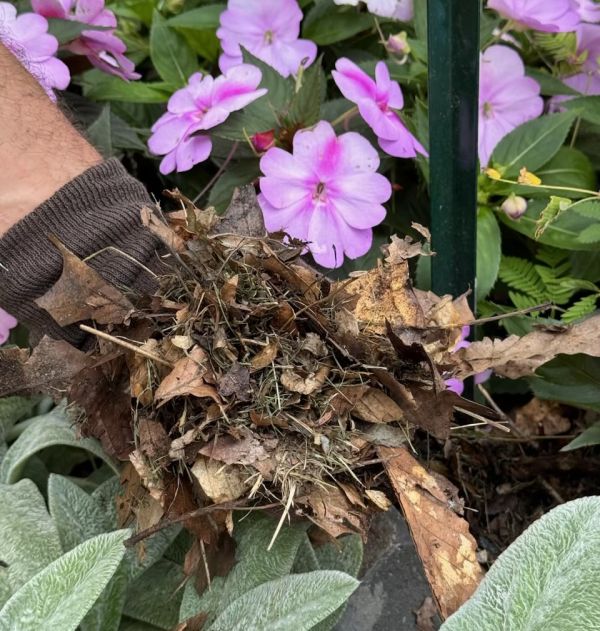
[6,187,600,618]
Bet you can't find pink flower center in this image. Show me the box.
[264,30,274,44]
[483,101,494,119]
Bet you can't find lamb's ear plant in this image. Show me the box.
[442,497,600,631]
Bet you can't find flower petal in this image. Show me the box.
[174,134,212,172]
[332,57,377,103]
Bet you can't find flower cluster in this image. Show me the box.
[148,65,267,174]
[217,0,317,77]
[257,121,391,268]
[32,0,139,80]
[0,2,69,100]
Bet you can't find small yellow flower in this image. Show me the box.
[484,167,502,180]
[518,167,542,186]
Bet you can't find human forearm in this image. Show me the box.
[0,43,101,235]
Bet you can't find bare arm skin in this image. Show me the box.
[0,44,101,235]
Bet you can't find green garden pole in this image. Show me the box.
[427,0,480,307]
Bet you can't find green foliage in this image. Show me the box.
[302,1,374,45]
[167,4,225,29]
[207,571,359,631]
[562,422,600,451]
[442,497,600,631]
[149,11,198,87]
[491,111,577,177]
[0,531,129,631]
[476,207,502,302]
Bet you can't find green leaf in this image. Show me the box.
[48,474,110,552]
[530,355,600,413]
[208,160,261,213]
[476,207,501,302]
[0,480,62,592]
[292,535,320,574]
[167,4,225,29]
[302,1,374,44]
[123,559,185,630]
[0,405,117,484]
[563,95,600,125]
[562,422,600,450]
[190,514,307,625]
[491,111,577,177]
[207,571,359,631]
[288,58,326,127]
[47,18,109,45]
[0,531,129,631]
[81,71,171,103]
[311,535,364,631]
[498,198,600,251]
[525,68,580,96]
[149,11,198,87]
[87,105,147,157]
[441,497,600,631]
[577,223,600,244]
[80,565,128,631]
[0,397,37,443]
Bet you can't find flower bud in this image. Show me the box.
[501,194,528,220]
[518,167,542,186]
[386,32,410,59]
[251,130,275,153]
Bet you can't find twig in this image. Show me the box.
[268,482,296,551]
[79,324,173,367]
[466,302,553,326]
[124,500,280,547]
[454,406,511,433]
[193,142,239,204]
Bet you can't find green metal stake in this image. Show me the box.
[427,0,480,308]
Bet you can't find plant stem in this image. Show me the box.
[193,141,239,204]
[331,106,358,128]
[489,175,600,198]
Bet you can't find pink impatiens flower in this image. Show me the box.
[478,45,543,167]
[258,121,391,268]
[217,0,317,77]
[148,65,267,175]
[0,2,69,100]
[444,326,492,395]
[31,0,139,80]
[577,0,600,22]
[332,58,427,159]
[487,0,580,32]
[333,0,413,21]
[0,308,16,345]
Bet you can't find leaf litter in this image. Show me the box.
[2,187,594,619]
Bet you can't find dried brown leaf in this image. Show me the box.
[0,337,89,397]
[384,233,429,263]
[155,346,220,405]
[415,596,437,631]
[215,185,265,238]
[191,455,250,503]
[128,340,158,406]
[452,315,600,379]
[220,275,239,305]
[300,485,369,540]
[250,341,278,370]
[70,357,134,460]
[380,446,483,619]
[141,206,186,252]
[280,364,330,395]
[218,362,251,401]
[365,489,392,511]
[138,417,170,462]
[36,237,134,326]
[514,398,570,436]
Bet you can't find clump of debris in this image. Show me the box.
[5,187,598,617]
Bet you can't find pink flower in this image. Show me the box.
[0,2,69,100]
[31,0,139,80]
[217,0,317,77]
[576,0,600,22]
[0,308,17,345]
[488,0,581,32]
[257,121,391,268]
[332,58,427,159]
[148,65,267,175]
[478,45,543,167]
[444,326,492,395]
[333,0,413,21]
